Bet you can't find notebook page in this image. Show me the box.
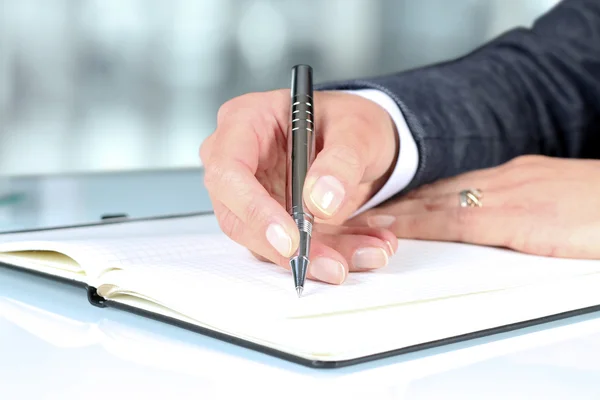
[100,240,600,360]
[265,270,600,360]
[0,251,86,283]
[0,240,140,281]
[85,233,600,322]
[0,214,218,282]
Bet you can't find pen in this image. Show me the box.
[286,64,316,298]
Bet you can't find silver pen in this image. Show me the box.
[286,64,316,298]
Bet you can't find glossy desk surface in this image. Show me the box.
[1,170,600,399]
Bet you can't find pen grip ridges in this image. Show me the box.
[295,217,313,236]
[291,94,314,133]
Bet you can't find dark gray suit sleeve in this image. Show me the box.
[318,0,600,193]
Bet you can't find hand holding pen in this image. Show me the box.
[200,67,398,288]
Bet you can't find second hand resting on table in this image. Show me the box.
[348,155,600,260]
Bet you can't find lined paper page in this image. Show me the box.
[84,233,600,360]
[3,231,600,322]
[0,213,216,283]
[75,233,600,321]
[0,240,135,280]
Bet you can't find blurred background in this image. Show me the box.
[0,0,561,175]
[0,0,561,229]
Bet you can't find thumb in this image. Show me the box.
[303,143,365,221]
[302,92,399,222]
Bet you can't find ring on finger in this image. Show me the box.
[459,188,483,208]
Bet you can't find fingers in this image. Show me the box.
[317,226,397,270]
[203,94,300,259]
[211,198,292,265]
[350,189,507,229]
[205,159,299,260]
[301,227,396,285]
[344,188,496,230]
[215,181,399,284]
[249,223,398,285]
[384,208,521,249]
[206,158,299,257]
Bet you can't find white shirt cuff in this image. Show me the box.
[342,89,419,216]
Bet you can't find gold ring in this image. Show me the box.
[459,188,483,207]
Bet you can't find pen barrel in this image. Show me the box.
[286,65,315,238]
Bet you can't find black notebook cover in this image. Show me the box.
[2,212,600,369]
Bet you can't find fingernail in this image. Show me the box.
[368,215,396,228]
[385,241,395,256]
[266,223,292,257]
[309,175,345,216]
[352,247,389,269]
[310,257,346,284]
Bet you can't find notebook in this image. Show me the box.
[1,213,600,368]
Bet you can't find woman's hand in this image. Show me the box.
[349,155,600,259]
[200,90,400,284]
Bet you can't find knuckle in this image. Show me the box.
[243,197,265,226]
[202,171,215,193]
[203,162,226,190]
[217,93,267,124]
[199,136,213,163]
[217,99,238,123]
[245,201,261,225]
[217,209,244,242]
[327,145,364,179]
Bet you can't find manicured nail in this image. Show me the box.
[352,247,389,269]
[385,241,395,256]
[309,175,345,216]
[368,215,396,228]
[266,223,292,257]
[310,257,346,284]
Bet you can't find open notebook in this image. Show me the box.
[1,213,600,368]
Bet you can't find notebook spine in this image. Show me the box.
[86,286,107,308]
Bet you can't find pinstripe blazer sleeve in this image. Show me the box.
[317,0,600,195]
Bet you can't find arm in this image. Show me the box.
[320,0,600,194]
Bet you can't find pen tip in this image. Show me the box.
[296,286,303,298]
